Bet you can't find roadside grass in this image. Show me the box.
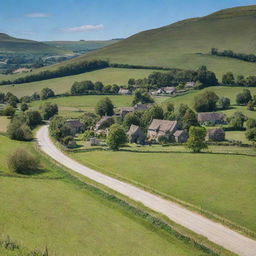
[0,68,165,97]
[69,144,256,234]
[0,116,10,133]
[0,134,217,256]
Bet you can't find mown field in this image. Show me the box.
[70,144,256,233]
[0,134,213,256]
[0,68,164,97]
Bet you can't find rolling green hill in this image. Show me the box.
[44,39,122,53]
[0,33,70,55]
[65,5,256,77]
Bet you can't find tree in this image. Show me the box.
[40,88,55,100]
[196,66,218,87]
[193,91,219,112]
[246,118,256,129]
[132,89,154,105]
[187,126,207,153]
[142,105,164,127]
[123,111,142,129]
[128,78,136,86]
[218,97,230,110]
[95,97,114,116]
[49,116,72,141]
[247,100,254,111]
[175,104,189,120]
[246,128,256,141]
[228,112,247,130]
[0,92,5,103]
[40,103,58,120]
[80,112,98,130]
[182,108,199,129]
[8,148,40,174]
[236,89,252,105]
[25,111,42,127]
[7,117,32,141]
[222,72,235,85]
[166,102,174,112]
[20,103,29,112]
[94,81,104,92]
[107,124,127,150]
[3,105,15,116]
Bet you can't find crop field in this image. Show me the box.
[69,145,256,233]
[0,68,165,97]
[0,135,213,256]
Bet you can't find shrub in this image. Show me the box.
[83,130,95,141]
[107,124,127,150]
[236,89,252,105]
[228,112,247,130]
[3,105,15,116]
[246,128,256,141]
[63,136,76,148]
[8,148,40,174]
[247,100,255,111]
[246,118,256,129]
[40,88,55,100]
[20,103,29,112]
[7,117,32,141]
[25,110,42,127]
[49,116,72,141]
[218,97,230,110]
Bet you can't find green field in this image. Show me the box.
[166,86,256,118]
[61,5,256,78]
[0,135,214,256]
[0,116,10,133]
[0,68,164,97]
[70,144,256,233]
[44,39,121,52]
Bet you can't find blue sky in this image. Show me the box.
[0,0,256,41]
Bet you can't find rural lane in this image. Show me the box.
[36,125,256,256]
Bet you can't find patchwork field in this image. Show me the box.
[0,135,214,256]
[0,68,165,97]
[69,145,256,233]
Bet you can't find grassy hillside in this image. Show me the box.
[0,68,164,96]
[44,39,121,53]
[0,33,69,55]
[65,5,256,77]
[0,134,215,256]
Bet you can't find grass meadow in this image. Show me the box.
[0,134,214,256]
[69,143,256,234]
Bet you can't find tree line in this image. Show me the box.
[211,48,256,63]
[0,59,109,85]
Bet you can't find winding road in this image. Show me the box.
[36,125,256,256]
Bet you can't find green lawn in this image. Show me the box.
[70,146,256,233]
[0,68,165,97]
[0,135,212,256]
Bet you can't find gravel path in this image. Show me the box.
[37,125,256,256]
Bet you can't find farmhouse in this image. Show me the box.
[206,128,225,141]
[127,125,145,144]
[119,107,135,118]
[185,81,195,89]
[197,112,225,126]
[174,130,188,143]
[147,119,179,140]
[118,88,131,95]
[95,116,114,130]
[162,87,176,94]
[65,119,84,135]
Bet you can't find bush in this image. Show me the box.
[246,118,256,129]
[62,136,77,148]
[20,103,29,112]
[7,117,32,141]
[236,89,252,105]
[25,110,42,127]
[107,124,127,150]
[228,112,247,130]
[3,105,15,116]
[49,116,72,141]
[246,128,256,141]
[83,130,95,141]
[40,88,55,100]
[218,97,230,110]
[8,148,40,174]
[247,100,255,111]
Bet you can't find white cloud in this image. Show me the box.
[63,24,104,33]
[25,13,50,18]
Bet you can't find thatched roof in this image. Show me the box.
[197,112,224,122]
[148,119,178,133]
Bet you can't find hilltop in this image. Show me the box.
[0,33,69,55]
[65,5,256,77]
